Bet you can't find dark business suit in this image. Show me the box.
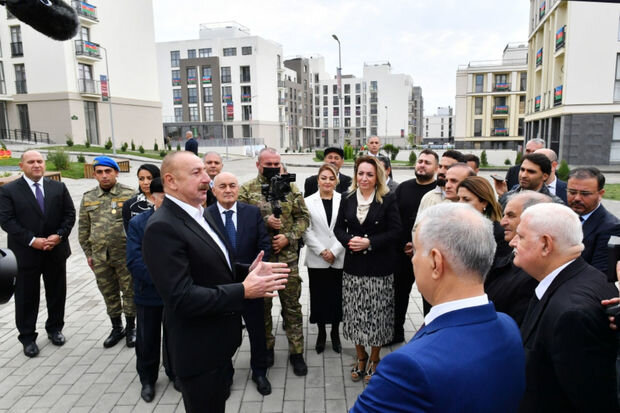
[580,204,620,274]
[554,178,567,203]
[208,201,271,376]
[304,172,352,196]
[505,163,520,190]
[0,176,75,344]
[352,303,525,412]
[143,197,247,412]
[519,258,618,412]
[184,138,198,155]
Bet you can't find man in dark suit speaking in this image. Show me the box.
[511,203,618,412]
[352,203,525,412]
[0,150,75,357]
[142,151,289,413]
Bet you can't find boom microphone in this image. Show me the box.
[1,0,79,41]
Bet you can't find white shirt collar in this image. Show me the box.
[23,175,44,196]
[166,194,204,221]
[424,294,489,326]
[535,259,575,299]
[547,176,557,191]
[217,201,237,215]
[580,203,601,223]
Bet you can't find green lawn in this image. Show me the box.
[0,158,85,179]
[604,184,620,201]
[43,145,169,161]
[0,158,20,166]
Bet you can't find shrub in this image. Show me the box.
[409,151,417,165]
[85,141,91,148]
[344,144,354,160]
[104,138,112,150]
[557,159,570,181]
[77,153,86,163]
[159,150,167,158]
[515,151,523,165]
[383,144,400,161]
[65,135,74,147]
[0,141,6,150]
[315,150,324,161]
[167,143,172,151]
[138,145,145,154]
[121,142,128,152]
[480,150,489,167]
[47,149,70,170]
[504,158,512,165]
[154,141,159,151]
[176,143,181,151]
[131,140,136,151]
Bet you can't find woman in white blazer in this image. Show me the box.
[303,164,346,354]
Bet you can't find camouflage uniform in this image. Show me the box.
[78,182,136,318]
[239,174,310,354]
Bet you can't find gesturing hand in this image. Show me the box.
[243,261,290,299]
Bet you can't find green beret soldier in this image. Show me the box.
[78,156,136,348]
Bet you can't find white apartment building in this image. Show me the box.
[525,0,620,165]
[423,106,453,144]
[0,0,161,147]
[156,23,285,149]
[309,57,419,148]
[455,43,528,150]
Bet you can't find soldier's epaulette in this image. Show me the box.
[82,201,101,207]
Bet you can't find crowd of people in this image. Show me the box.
[0,135,619,412]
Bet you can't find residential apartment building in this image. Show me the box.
[455,43,528,150]
[525,0,620,165]
[410,86,424,144]
[423,106,453,144]
[283,57,314,149]
[308,58,418,148]
[0,0,161,146]
[156,23,286,149]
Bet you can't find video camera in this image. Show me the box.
[261,173,296,218]
[0,248,17,304]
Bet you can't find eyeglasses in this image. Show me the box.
[567,189,598,197]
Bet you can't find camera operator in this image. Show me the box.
[239,148,310,376]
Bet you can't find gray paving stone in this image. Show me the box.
[261,388,284,412]
[305,387,325,411]
[282,400,304,413]
[326,398,348,413]
[283,377,305,401]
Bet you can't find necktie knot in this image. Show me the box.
[224,210,234,219]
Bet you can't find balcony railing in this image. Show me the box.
[0,128,50,144]
[78,78,100,95]
[493,105,509,115]
[493,83,510,92]
[278,98,286,105]
[556,26,566,51]
[240,75,251,83]
[554,85,563,106]
[187,76,197,85]
[75,40,101,59]
[278,80,285,87]
[15,80,27,94]
[10,42,23,57]
[241,94,251,103]
[491,128,509,136]
[72,1,98,21]
[173,96,182,105]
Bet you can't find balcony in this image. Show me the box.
[10,42,23,57]
[535,48,543,68]
[241,94,251,103]
[278,97,286,105]
[493,105,509,115]
[554,85,563,106]
[72,1,98,22]
[278,80,286,87]
[555,26,566,52]
[78,78,100,96]
[173,96,182,105]
[491,128,509,136]
[75,40,101,60]
[493,83,511,92]
[15,80,27,94]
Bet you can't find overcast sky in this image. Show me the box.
[152,0,530,116]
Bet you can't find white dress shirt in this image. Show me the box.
[547,176,557,195]
[23,175,44,246]
[217,201,238,229]
[424,294,489,326]
[535,260,575,299]
[166,194,231,269]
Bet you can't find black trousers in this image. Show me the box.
[243,297,268,376]
[135,304,173,385]
[15,256,66,344]
[179,361,233,413]
[393,253,414,336]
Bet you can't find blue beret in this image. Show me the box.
[92,156,119,171]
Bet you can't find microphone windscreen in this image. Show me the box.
[6,0,79,41]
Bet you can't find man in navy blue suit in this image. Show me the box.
[352,203,525,413]
[207,172,273,395]
[567,167,620,274]
[536,148,567,203]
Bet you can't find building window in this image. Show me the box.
[241,85,251,102]
[333,107,339,117]
[355,95,361,105]
[242,46,252,55]
[520,72,527,91]
[345,107,351,116]
[223,105,233,121]
[199,48,212,58]
[222,86,232,102]
[242,105,252,121]
[333,84,338,94]
[474,119,482,136]
[475,74,483,93]
[323,96,328,106]
[333,96,338,106]
[519,95,525,113]
[223,47,236,56]
[323,85,328,95]
[77,63,94,93]
[345,118,351,127]
[240,66,251,82]
[356,117,361,127]
[475,97,483,115]
[173,89,181,105]
[344,96,350,105]
[611,117,620,162]
[204,106,214,122]
[201,66,212,84]
[323,107,328,116]
[344,84,350,94]
[334,118,340,128]
[174,108,182,122]
[0,62,5,94]
[355,83,361,94]
[323,118,328,128]
[615,54,620,102]
[370,81,378,92]
[518,118,524,136]
[187,49,196,59]
[221,67,231,83]
[370,104,377,115]
[189,107,199,121]
[10,26,22,57]
[172,70,180,86]
[187,67,197,85]
[315,85,319,95]
[170,50,180,67]
[188,87,198,104]
[14,64,26,94]
[203,87,213,103]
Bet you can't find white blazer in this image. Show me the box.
[303,191,345,269]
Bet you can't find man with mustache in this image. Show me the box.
[567,167,620,274]
[415,150,465,213]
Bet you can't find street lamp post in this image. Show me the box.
[100,46,117,155]
[332,34,344,148]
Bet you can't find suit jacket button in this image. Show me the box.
[375,221,379,224]
[363,251,367,255]
[364,234,368,237]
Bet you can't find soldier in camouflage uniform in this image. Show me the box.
[78,156,137,349]
[239,148,310,376]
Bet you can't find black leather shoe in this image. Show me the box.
[315,330,326,354]
[289,353,307,376]
[140,384,155,402]
[125,328,136,348]
[252,375,272,396]
[103,327,125,348]
[47,331,66,346]
[173,378,181,392]
[330,330,341,354]
[265,348,274,367]
[23,342,39,358]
